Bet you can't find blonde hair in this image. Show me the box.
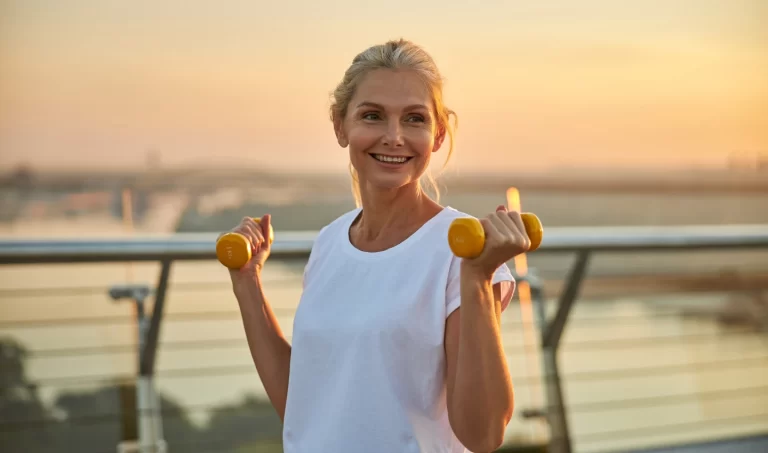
[329,39,458,207]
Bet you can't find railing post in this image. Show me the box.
[135,291,160,453]
[529,251,591,453]
[109,259,172,453]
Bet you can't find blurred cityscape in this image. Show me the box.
[2,159,767,236]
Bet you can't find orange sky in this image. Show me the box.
[1,0,766,174]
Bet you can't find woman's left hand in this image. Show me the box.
[462,205,530,278]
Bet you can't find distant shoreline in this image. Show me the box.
[4,166,768,194]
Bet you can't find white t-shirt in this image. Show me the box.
[282,206,516,452]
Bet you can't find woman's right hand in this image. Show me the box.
[224,214,273,284]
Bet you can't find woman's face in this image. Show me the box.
[336,68,444,194]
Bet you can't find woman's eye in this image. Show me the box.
[406,114,425,123]
[362,112,380,120]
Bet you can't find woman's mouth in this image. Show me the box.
[370,153,413,165]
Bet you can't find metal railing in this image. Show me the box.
[2,224,768,453]
[3,225,768,265]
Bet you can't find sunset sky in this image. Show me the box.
[1,0,766,174]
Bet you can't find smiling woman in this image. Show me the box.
[223,38,525,453]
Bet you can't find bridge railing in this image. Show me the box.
[1,224,768,453]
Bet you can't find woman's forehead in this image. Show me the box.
[354,69,432,103]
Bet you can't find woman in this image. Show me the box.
[226,39,530,452]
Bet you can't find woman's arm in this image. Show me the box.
[225,215,293,420]
[445,206,529,451]
[445,266,514,452]
[233,275,293,421]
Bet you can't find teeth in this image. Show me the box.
[373,154,408,163]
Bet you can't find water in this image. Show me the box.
[1,188,767,452]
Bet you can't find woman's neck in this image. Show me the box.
[352,182,442,248]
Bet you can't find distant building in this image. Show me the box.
[758,154,768,172]
[728,151,768,172]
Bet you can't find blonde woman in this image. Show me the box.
[226,39,531,452]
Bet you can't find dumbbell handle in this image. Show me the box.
[448,212,543,259]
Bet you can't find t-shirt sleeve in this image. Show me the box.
[445,258,517,318]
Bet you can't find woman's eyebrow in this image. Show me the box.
[355,101,429,111]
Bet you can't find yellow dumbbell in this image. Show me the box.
[448,212,543,258]
[216,217,275,269]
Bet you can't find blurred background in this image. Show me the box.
[1,1,766,452]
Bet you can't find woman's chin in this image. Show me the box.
[363,174,420,193]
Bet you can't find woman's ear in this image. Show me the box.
[333,116,349,148]
[433,124,446,153]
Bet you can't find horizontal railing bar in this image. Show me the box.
[557,384,768,413]
[557,329,760,351]
[0,277,299,298]
[18,330,766,360]
[1,225,768,265]
[574,410,768,443]
[4,384,766,431]
[23,352,766,388]
[2,307,692,329]
[7,324,758,359]
[560,355,768,382]
[0,231,317,265]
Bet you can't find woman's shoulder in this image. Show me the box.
[407,206,474,255]
[431,206,478,232]
[437,206,475,221]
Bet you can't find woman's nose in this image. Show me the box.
[381,120,404,148]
